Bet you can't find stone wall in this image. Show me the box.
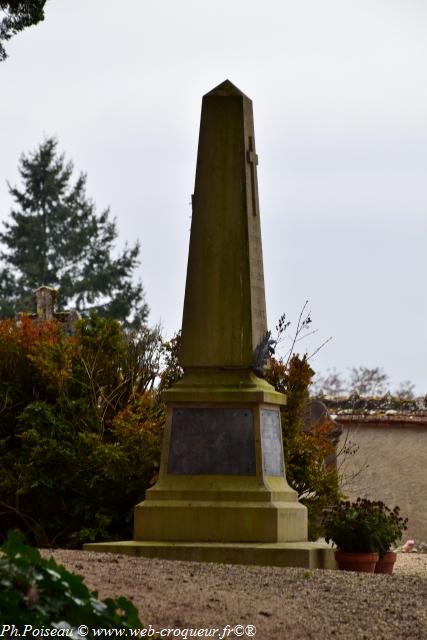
[336,415,427,543]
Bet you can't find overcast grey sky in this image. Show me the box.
[1,0,426,392]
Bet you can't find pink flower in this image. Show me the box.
[402,539,415,552]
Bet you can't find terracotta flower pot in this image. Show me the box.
[335,550,379,572]
[375,551,397,575]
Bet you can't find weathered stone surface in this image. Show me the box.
[84,540,337,569]
[180,79,267,370]
[261,409,284,476]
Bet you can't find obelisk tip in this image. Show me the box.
[205,79,249,99]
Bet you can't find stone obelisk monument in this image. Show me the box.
[85,81,336,569]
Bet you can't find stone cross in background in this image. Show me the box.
[35,285,57,320]
[20,285,81,334]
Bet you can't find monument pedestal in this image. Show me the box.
[86,372,336,568]
[133,370,306,543]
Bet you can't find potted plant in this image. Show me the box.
[323,498,407,573]
[374,504,408,574]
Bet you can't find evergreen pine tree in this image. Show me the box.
[0,137,148,325]
[0,1,47,61]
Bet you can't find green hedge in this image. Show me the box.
[0,314,165,547]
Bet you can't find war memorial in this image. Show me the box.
[85,80,336,569]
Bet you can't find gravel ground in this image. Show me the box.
[43,550,427,640]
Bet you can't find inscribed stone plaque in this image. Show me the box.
[261,409,284,476]
[168,408,256,475]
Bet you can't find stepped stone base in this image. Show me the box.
[83,540,337,570]
[134,500,307,543]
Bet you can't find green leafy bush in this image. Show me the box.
[0,314,164,547]
[323,498,408,555]
[374,503,408,557]
[0,531,141,630]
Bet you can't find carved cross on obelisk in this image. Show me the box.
[247,135,259,217]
